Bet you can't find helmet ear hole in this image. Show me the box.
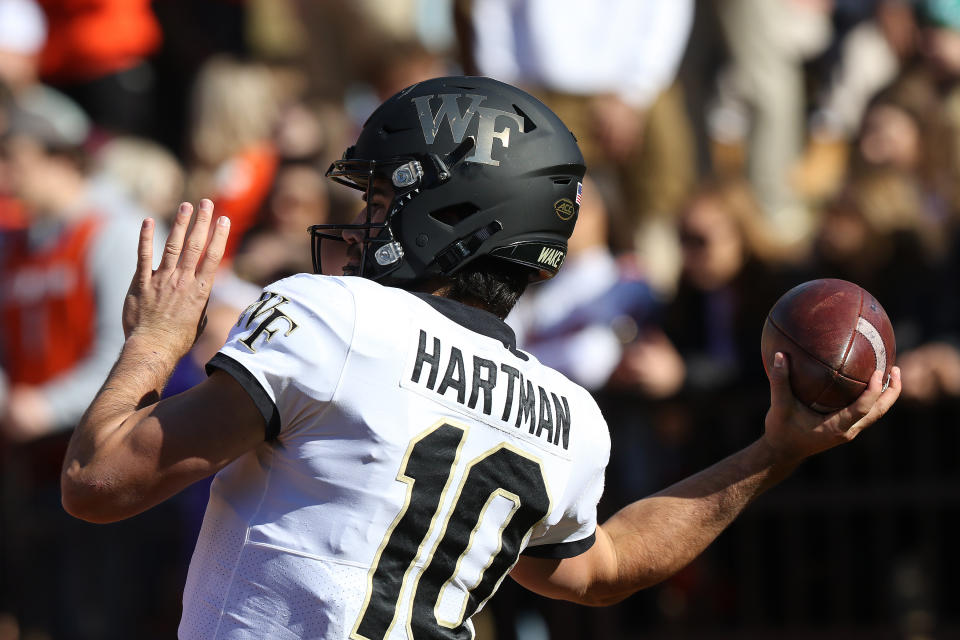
[428,203,481,227]
[512,105,537,132]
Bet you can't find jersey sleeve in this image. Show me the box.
[522,390,610,559]
[206,274,356,440]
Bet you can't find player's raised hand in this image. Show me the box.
[762,351,902,462]
[122,200,230,362]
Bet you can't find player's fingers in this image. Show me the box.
[135,218,155,286]
[856,369,885,413]
[196,216,231,286]
[831,371,881,426]
[159,203,192,273]
[872,366,902,418]
[838,369,896,437]
[766,352,793,411]
[179,199,214,274]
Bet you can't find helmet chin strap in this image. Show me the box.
[434,221,503,273]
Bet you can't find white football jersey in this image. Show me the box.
[179,274,611,640]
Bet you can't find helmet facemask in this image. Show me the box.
[310,158,408,281]
[311,140,475,282]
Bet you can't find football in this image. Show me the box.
[760,278,896,413]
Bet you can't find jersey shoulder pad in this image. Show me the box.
[211,274,358,437]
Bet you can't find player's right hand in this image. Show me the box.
[761,351,902,463]
[122,200,230,363]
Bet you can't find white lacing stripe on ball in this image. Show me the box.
[856,317,886,374]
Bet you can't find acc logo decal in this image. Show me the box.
[553,198,575,221]
[412,93,524,167]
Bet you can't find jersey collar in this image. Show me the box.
[412,292,518,351]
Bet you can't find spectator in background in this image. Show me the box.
[584,177,794,626]
[266,61,358,207]
[899,338,960,403]
[793,0,918,201]
[457,0,696,292]
[368,38,449,103]
[507,175,670,393]
[0,0,63,231]
[0,84,26,231]
[0,99,159,441]
[232,159,334,286]
[917,0,960,84]
[807,170,960,405]
[658,177,790,457]
[506,174,682,525]
[0,0,47,98]
[713,0,835,243]
[864,1,960,220]
[35,0,162,137]
[808,169,945,339]
[819,1,960,410]
[0,91,168,639]
[91,135,186,226]
[512,177,789,630]
[851,75,959,221]
[186,55,280,260]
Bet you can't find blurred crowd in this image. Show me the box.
[2,0,960,638]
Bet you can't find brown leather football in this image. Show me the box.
[760,279,896,413]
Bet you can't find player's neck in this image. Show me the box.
[412,279,501,319]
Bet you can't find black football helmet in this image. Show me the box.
[311,76,586,285]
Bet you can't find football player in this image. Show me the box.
[60,77,901,639]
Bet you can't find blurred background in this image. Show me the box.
[1,0,960,638]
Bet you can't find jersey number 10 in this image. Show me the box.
[351,421,550,639]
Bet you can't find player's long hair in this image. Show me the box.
[445,258,529,320]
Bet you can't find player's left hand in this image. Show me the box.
[762,351,901,462]
[122,200,230,364]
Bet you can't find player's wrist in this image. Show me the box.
[758,430,811,472]
[123,331,188,372]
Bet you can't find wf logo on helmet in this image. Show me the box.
[413,94,524,166]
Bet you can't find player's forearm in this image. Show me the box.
[595,437,797,603]
[61,335,180,520]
